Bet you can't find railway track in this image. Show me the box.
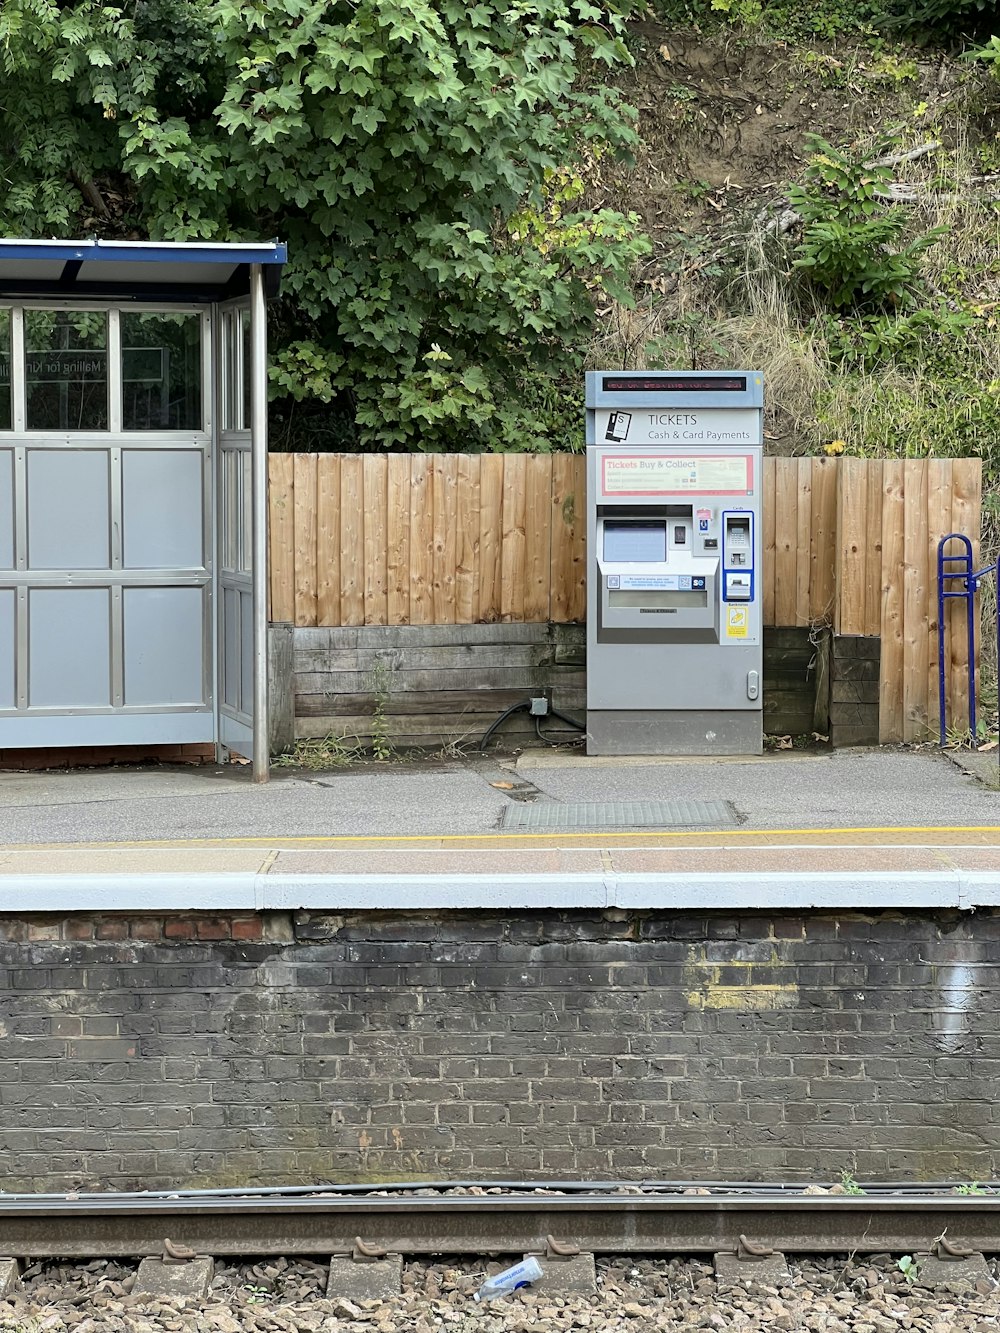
[0,1182,998,1260]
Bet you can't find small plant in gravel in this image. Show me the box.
[897,1254,920,1283]
[955,1180,988,1194]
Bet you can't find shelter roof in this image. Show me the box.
[0,239,286,302]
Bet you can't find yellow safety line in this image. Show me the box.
[3,824,1000,851]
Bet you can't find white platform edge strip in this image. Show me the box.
[0,870,998,912]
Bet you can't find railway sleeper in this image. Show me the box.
[714,1235,790,1287]
[326,1254,403,1301]
[907,1239,992,1293]
[0,1258,18,1299]
[135,1247,215,1300]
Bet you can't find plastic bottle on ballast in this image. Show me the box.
[473,1256,545,1302]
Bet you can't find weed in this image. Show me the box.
[275,665,397,768]
[954,1181,987,1194]
[798,51,852,87]
[787,134,947,310]
[896,1255,920,1283]
[943,720,992,749]
[867,54,919,85]
[673,178,714,201]
[709,0,764,28]
[434,721,480,759]
[840,1169,867,1195]
[969,35,1000,71]
[368,662,395,763]
[273,732,359,770]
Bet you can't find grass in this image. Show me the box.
[272,733,362,770]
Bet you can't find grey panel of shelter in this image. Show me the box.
[123,586,205,706]
[0,450,12,568]
[0,589,14,707]
[28,587,110,706]
[122,449,204,570]
[223,585,240,711]
[27,449,110,570]
[240,588,252,716]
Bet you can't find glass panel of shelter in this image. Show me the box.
[120,311,202,431]
[221,306,250,433]
[0,306,206,434]
[0,310,11,430]
[24,310,109,431]
[219,306,252,578]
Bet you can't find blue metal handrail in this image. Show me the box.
[936,533,998,746]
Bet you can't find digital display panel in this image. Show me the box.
[603,520,666,563]
[602,375,747,393]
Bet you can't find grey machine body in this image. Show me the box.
[585,370,764,756]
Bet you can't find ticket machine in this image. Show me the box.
[586,370,764,755]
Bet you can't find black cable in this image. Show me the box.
[479,699,586,752]
[550,706,585,732]
[534,715,585,748]
[478,700,530,751]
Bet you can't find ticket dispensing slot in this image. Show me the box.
[723,510,754,603]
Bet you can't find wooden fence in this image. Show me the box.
[269,453,982,743]
[269,454,586,629]
[836,457,981,743]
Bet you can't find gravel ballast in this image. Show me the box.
[1,1256,998,1333]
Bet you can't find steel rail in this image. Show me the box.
[0,1179,981,1201]
[0,1192,998,1259]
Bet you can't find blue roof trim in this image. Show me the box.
[0,238,287,301]
[0,239,287,265]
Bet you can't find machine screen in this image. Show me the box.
[603,520,666,563]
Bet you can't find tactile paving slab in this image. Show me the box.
[500,799,736,831]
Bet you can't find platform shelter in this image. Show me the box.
[0,239,286,781]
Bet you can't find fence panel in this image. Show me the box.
[316,454,341,627]
[832,456,983,745]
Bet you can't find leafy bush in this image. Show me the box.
[969,34,1000,67]
[892,0,994,29]
[787,136,946,309]
[649,0,995,40]
[821,306,975,372]
[0,0,650,451]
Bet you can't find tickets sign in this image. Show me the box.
[597,407,760,445]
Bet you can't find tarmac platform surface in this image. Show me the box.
[0,747,997,905]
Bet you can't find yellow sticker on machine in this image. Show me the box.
[727,606,749,637]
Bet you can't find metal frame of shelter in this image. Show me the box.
[0,239,286,783]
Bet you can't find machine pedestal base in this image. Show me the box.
[586,709,763,756]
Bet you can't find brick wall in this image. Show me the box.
[0,908,996,1189]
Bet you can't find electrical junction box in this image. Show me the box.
[585,370,764,756]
